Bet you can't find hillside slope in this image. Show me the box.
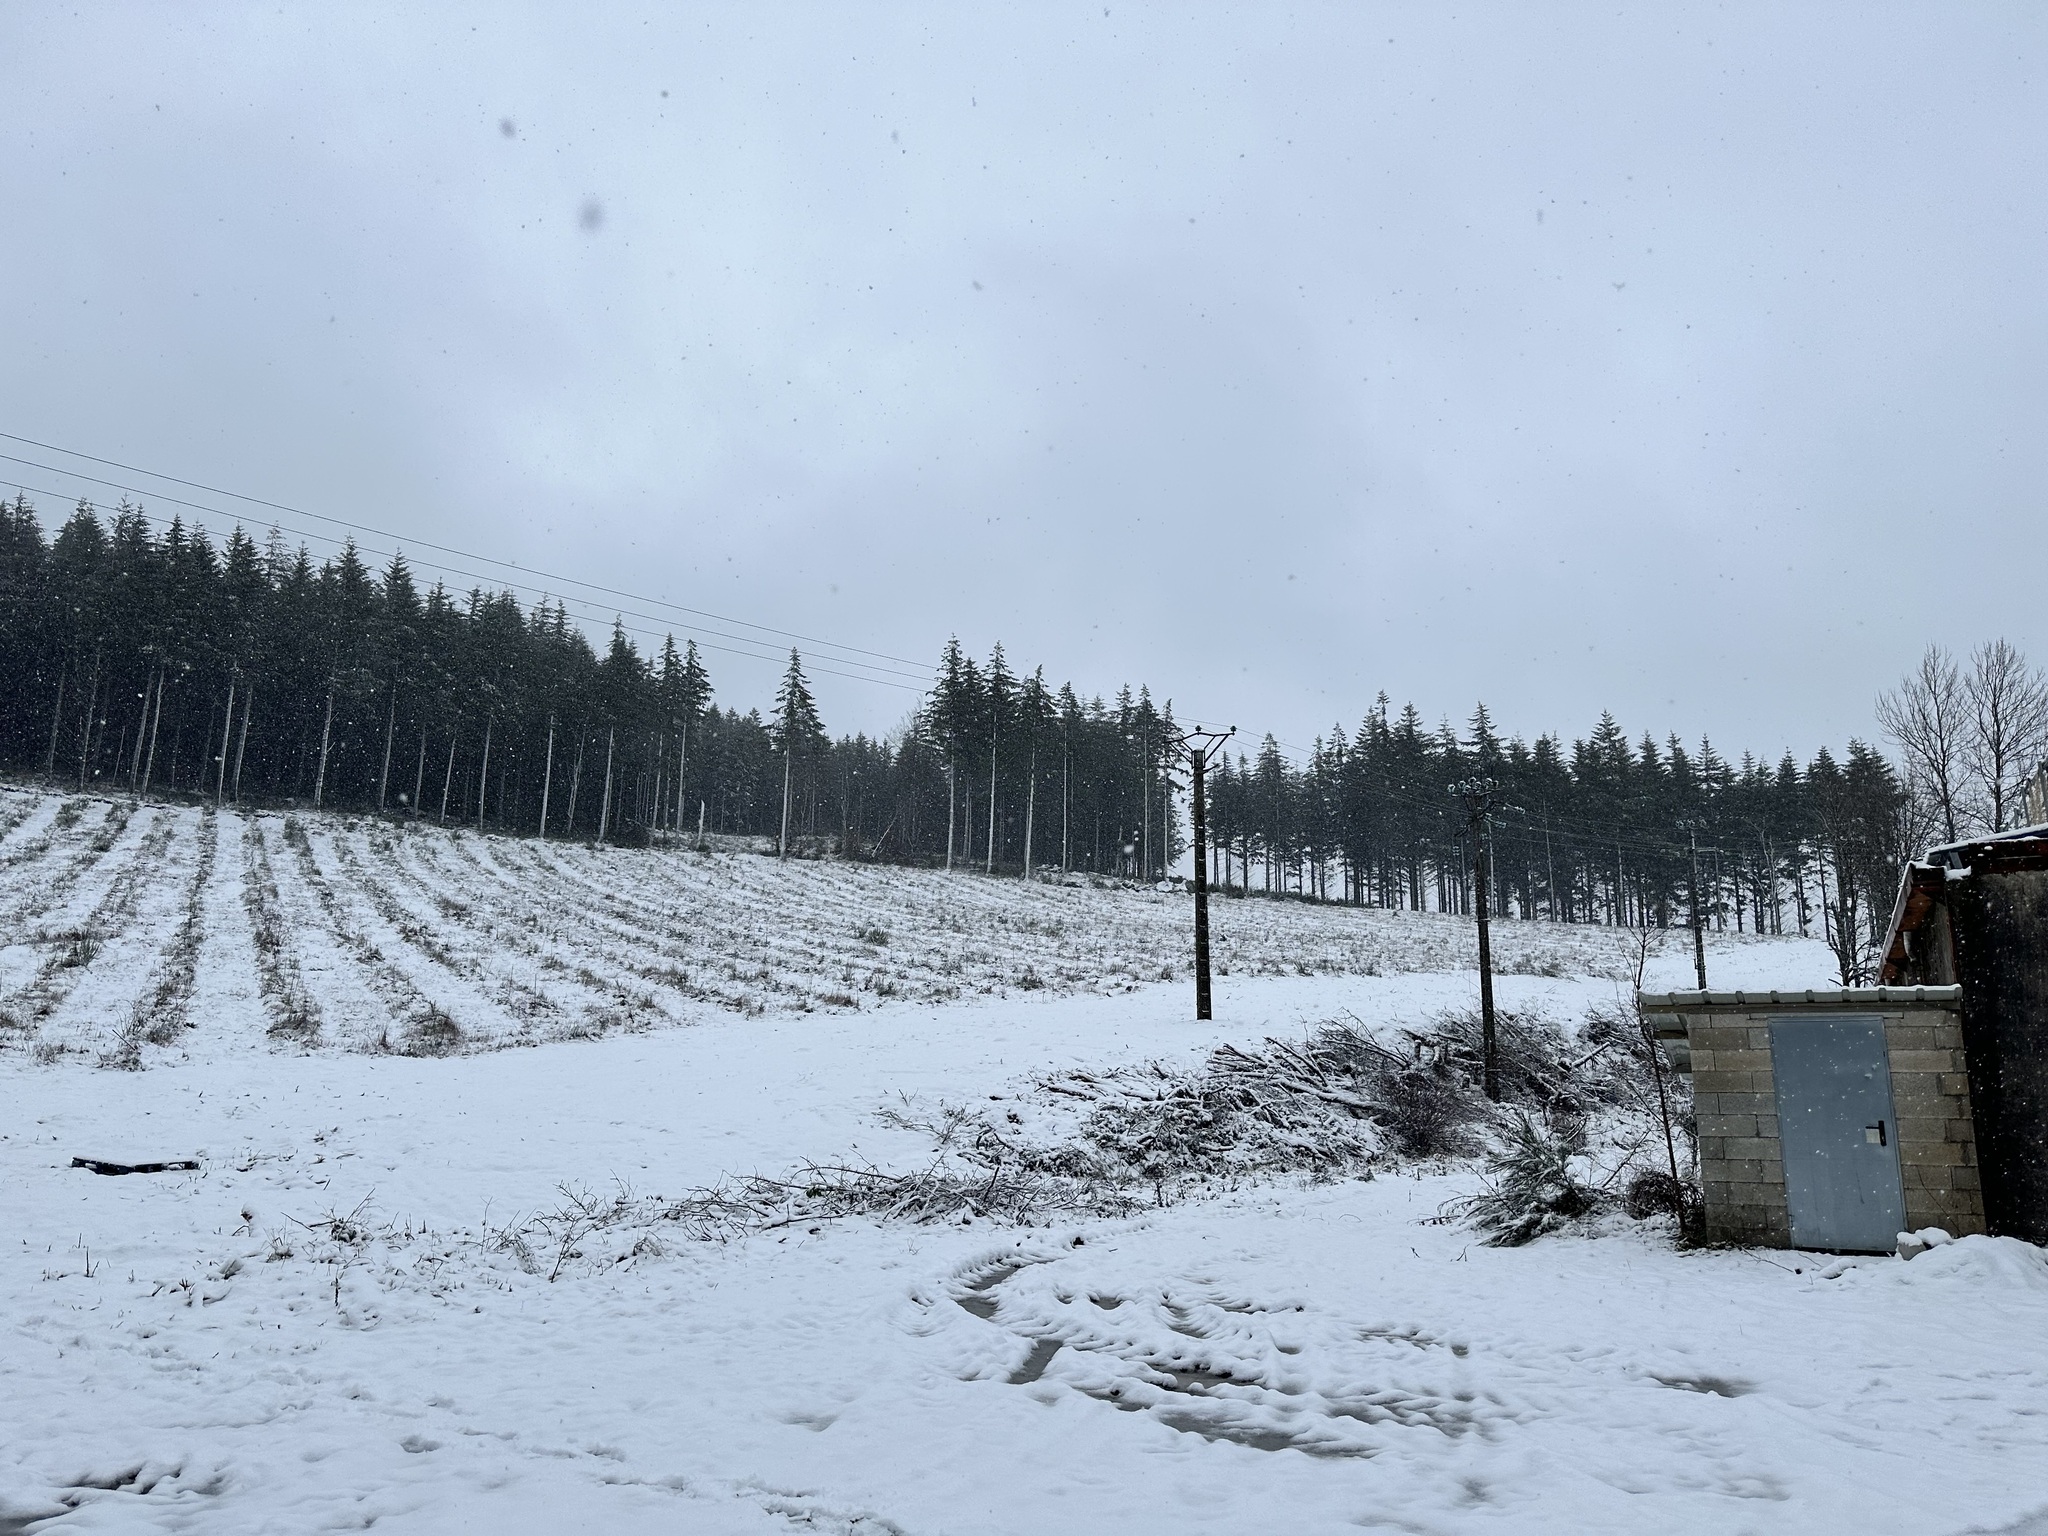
[0,783,1793,1065]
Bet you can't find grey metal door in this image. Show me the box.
[1770,1015,1906,1252]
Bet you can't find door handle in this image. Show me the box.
[1864,1122,1887,1146]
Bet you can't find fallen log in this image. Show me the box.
[70,1156,199,1176]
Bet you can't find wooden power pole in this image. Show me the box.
[1454,777,1503,1100]
[1683,820,1709,990]
[1179,725,1235,1021]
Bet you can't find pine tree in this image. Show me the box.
[773,649,825,857]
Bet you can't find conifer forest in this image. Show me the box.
[0,494,1948,979]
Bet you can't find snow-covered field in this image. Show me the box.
[0,787,1683,1065]
[5,783,2048,1535]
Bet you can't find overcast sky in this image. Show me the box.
[6,5,2044,767]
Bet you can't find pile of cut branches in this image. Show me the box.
[1029,1017,1485,1200]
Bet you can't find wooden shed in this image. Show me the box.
[1639,988,1984,1251]
[1879,825,2048,1244]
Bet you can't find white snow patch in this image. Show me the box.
[8,784,2043,1533]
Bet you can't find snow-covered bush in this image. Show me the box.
[1373,1062,1481,1157]
[1622,1167,1700,1232]
[1458,1111,1605,1247]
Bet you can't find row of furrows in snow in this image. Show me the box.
[101,810,222,1067]
[527,843,1101,1002]
[0,804,184,1059]
[0,786,48,850]
[0,784,1720,1066]
[0,796,130,936]
[448,830,915,1015]
[560,845,1189,995]
[339,823,662,1041]
[362,826,681,1028]
[0,793,914,1063]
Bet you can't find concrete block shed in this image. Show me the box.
[1639,988,1984,1252]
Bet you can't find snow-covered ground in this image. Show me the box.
[0,787,1774,1065]
[5,784,2048,1535]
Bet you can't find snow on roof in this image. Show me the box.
[1881,825,2048,982]
[1637,986,1962,1010]
[1921,822,2048,867]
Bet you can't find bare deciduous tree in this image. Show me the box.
[1964,639,2048,832]
[1876,643,1971,842]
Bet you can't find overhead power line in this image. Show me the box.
[0,479,925,694]
[0,431,932,676]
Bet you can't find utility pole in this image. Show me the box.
[1177,725,1235,1021]
[1683,819,1709,990]
[1453,777,1502,1100]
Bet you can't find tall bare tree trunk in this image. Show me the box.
[986,731,998,875]
[539,714,556,836]
[232,687,254,803]
[216,674,236,806]
[313,685,337,811]
[377,689,397,811]
[779,746,793,858]
[566,727,586,835]
[1142,755,1150,882]
[77,640,103,789]
[1022,746,1036,879]
[475,714,494,829]
[140,669,167,798]
[651,730,665,835]
[1877,644,1969,841]
[1061,731,1070,874]
[674,721,688,838]
[597,726,616,843]
[128,666,154,790]
[45,667,66,779]
[439,730,457,822]
[945,760,956,871]
[75,676,96,790]
[412,727,426,815]
[1964,639,2048,832]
